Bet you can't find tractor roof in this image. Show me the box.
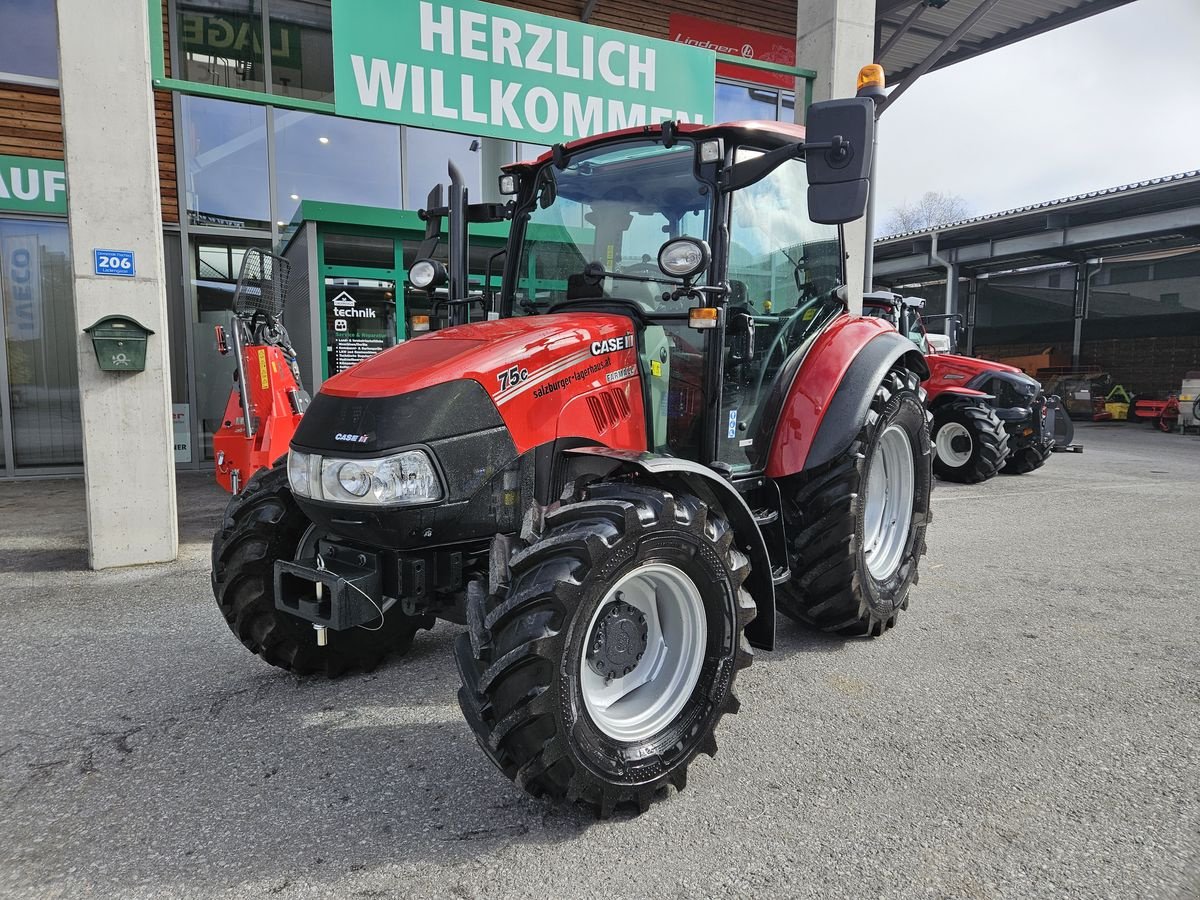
[505,120,807,172]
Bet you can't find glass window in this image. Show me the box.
[323,233,394,269]
[190,236,271,460]
[180,96,271,229]
[1,218,80,468]
[716,83,779,123]
[404,128,483,209]
[0,0,58,82]
[274,110,402,225]
[721,152,842,470]
[509,140,711,315]
[177,1,267,94]
[270,0,333,101]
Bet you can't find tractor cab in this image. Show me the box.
[411,111,871,476]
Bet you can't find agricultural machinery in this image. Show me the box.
[211,251,308,494]
[863,292,1056,483]
[212,87,936,814]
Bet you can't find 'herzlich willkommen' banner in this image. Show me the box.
[332,0,716,145]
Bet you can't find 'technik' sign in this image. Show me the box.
[332,0,716,145]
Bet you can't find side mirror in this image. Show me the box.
[805,98,874,225]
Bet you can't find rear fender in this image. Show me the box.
[766,324,928,477]
[564,447,776,650]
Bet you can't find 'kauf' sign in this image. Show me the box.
[0,155,67,215]
[332,0,716,145]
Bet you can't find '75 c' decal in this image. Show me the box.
[497,365,529,390]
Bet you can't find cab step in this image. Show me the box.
[771,565,791,586]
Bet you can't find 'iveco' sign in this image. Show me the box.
[331,0,715,145]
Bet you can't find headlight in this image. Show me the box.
[318,450,442,506]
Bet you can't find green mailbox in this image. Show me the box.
[83,315,154,373]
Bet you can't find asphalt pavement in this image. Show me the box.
[0,422,1197,899]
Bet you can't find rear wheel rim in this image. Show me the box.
[863,423,916,581]
[935,421,972,467]
[580,562,707,742]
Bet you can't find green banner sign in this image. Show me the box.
[0,156,67,215]
[331,0,716,144]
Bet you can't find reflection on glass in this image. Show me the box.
[176,1,266,93]
[0,0,58,80]
[181,96,271,229]
[274,111,402,224]
[716,83,780,123]
[404,128,483,208]
[271,0,333,101]
[325,277,397,376]
[0,219,80,467]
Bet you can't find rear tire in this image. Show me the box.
[931,402,1008,483]
[211,465,434,676]
[778,365,933,637]
[455,483,755,816]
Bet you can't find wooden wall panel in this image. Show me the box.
[155,0,179,224]
[0,85,63,160]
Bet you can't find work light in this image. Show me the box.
[658,237,711,279]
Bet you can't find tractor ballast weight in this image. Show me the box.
[212,95,936,815]
[212,250,309,494]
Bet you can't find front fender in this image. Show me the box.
[928,386,994,411]
[564,447,776,651]
[766,321,928,477]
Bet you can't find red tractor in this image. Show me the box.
[211,98,935,815]
[863,292,1056,483]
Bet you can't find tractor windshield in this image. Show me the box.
[509,140,712,315]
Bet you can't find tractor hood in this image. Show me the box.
[296,313,644,456]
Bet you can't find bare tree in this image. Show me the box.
[883,191,971,235]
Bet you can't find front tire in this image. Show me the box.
[455,483,755,816]
[1001,441,1051,475]
[778,365,933,637]
[931,402,1009,483]
[211,465,434,676]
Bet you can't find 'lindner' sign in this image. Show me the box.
[332,0,716,145]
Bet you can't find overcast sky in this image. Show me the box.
[874,0,1200,228]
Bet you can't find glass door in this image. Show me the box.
[0,218,81,473]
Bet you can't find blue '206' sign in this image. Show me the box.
[94,249,135,277]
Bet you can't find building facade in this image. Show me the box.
[0,0,813,478]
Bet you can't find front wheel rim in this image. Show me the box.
[935,421,973,467]
[580,562,707,743]
[863,423,916,581]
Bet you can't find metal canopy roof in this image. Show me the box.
[872,171,1200,284]
[877,0,1139,85]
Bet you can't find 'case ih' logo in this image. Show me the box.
[334,433,370,443]
[591,334,633,356]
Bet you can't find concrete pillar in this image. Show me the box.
[57,0,178,568]
[795,0,875,314]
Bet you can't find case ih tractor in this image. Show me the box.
[863,292,1054,483]
[211,94,936,815]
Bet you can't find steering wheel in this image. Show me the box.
[748,296,828,401]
